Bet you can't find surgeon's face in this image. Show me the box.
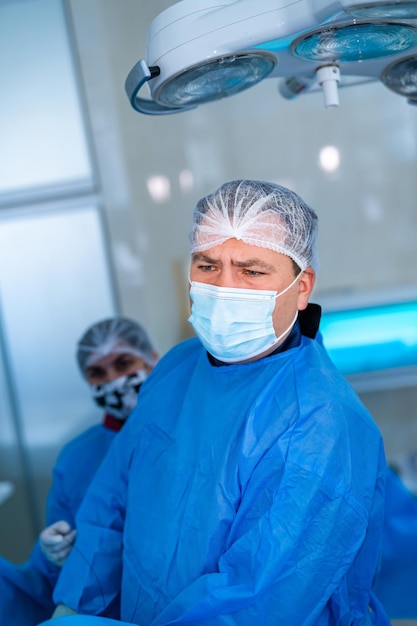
[190,238,315,352]
[85,351,154,385]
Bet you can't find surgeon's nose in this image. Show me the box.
[210,264,236,288]
[106,367,121,383]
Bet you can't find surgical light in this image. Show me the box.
[291,21,417,63]
[153,51,277,109]
[125,0,417,115]
[344,1,417,19]
[381,54,417,100]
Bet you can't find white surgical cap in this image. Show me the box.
[76,316,156,376]
[189,179,319,272]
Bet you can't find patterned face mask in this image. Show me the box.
[90,369,148,420]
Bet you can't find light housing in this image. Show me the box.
[343,1,417,19]
[381,53,417,100]
[154,51,277,109]
[291,20,417,63]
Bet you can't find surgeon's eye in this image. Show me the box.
[198,264,216,272]
[243,269,265,276]
[115,355,137,372]
[86,366,106,384]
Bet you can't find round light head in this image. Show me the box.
[381,54,417,98]
[291,20,417,63]
[344,2,417,19]
[153,51,277,108]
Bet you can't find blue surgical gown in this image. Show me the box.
[53,335,389,625]
[373,467,417,618]
[0,421,117,626]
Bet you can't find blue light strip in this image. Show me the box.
[320,300,417,375]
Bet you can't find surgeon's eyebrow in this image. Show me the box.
[233,258,276,271]
[191,252,216,262]
[191,253,277,271]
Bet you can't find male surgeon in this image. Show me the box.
[49,180,389,625]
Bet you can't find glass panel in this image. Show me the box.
[0,343,35,560]
[0,0,92,197]
[0,202,116,531]
[0,203,116,445]
[0,330,17,447]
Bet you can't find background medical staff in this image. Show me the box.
[0,316,158,625]
[374,466,417,619]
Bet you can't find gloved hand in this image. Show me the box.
[52,604,78,618]
[39,520,77,567]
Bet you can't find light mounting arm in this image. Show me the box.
[124,59,196,115]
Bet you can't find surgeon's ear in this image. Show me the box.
[297,268,315,311]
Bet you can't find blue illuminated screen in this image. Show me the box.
[320,301,417,375]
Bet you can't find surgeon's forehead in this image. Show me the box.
[86,342,138,366]
[191,239,291,268]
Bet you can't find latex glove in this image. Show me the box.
[39,520,77,567]
[52,604,78,618]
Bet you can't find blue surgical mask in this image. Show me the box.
[188,273,301,363]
